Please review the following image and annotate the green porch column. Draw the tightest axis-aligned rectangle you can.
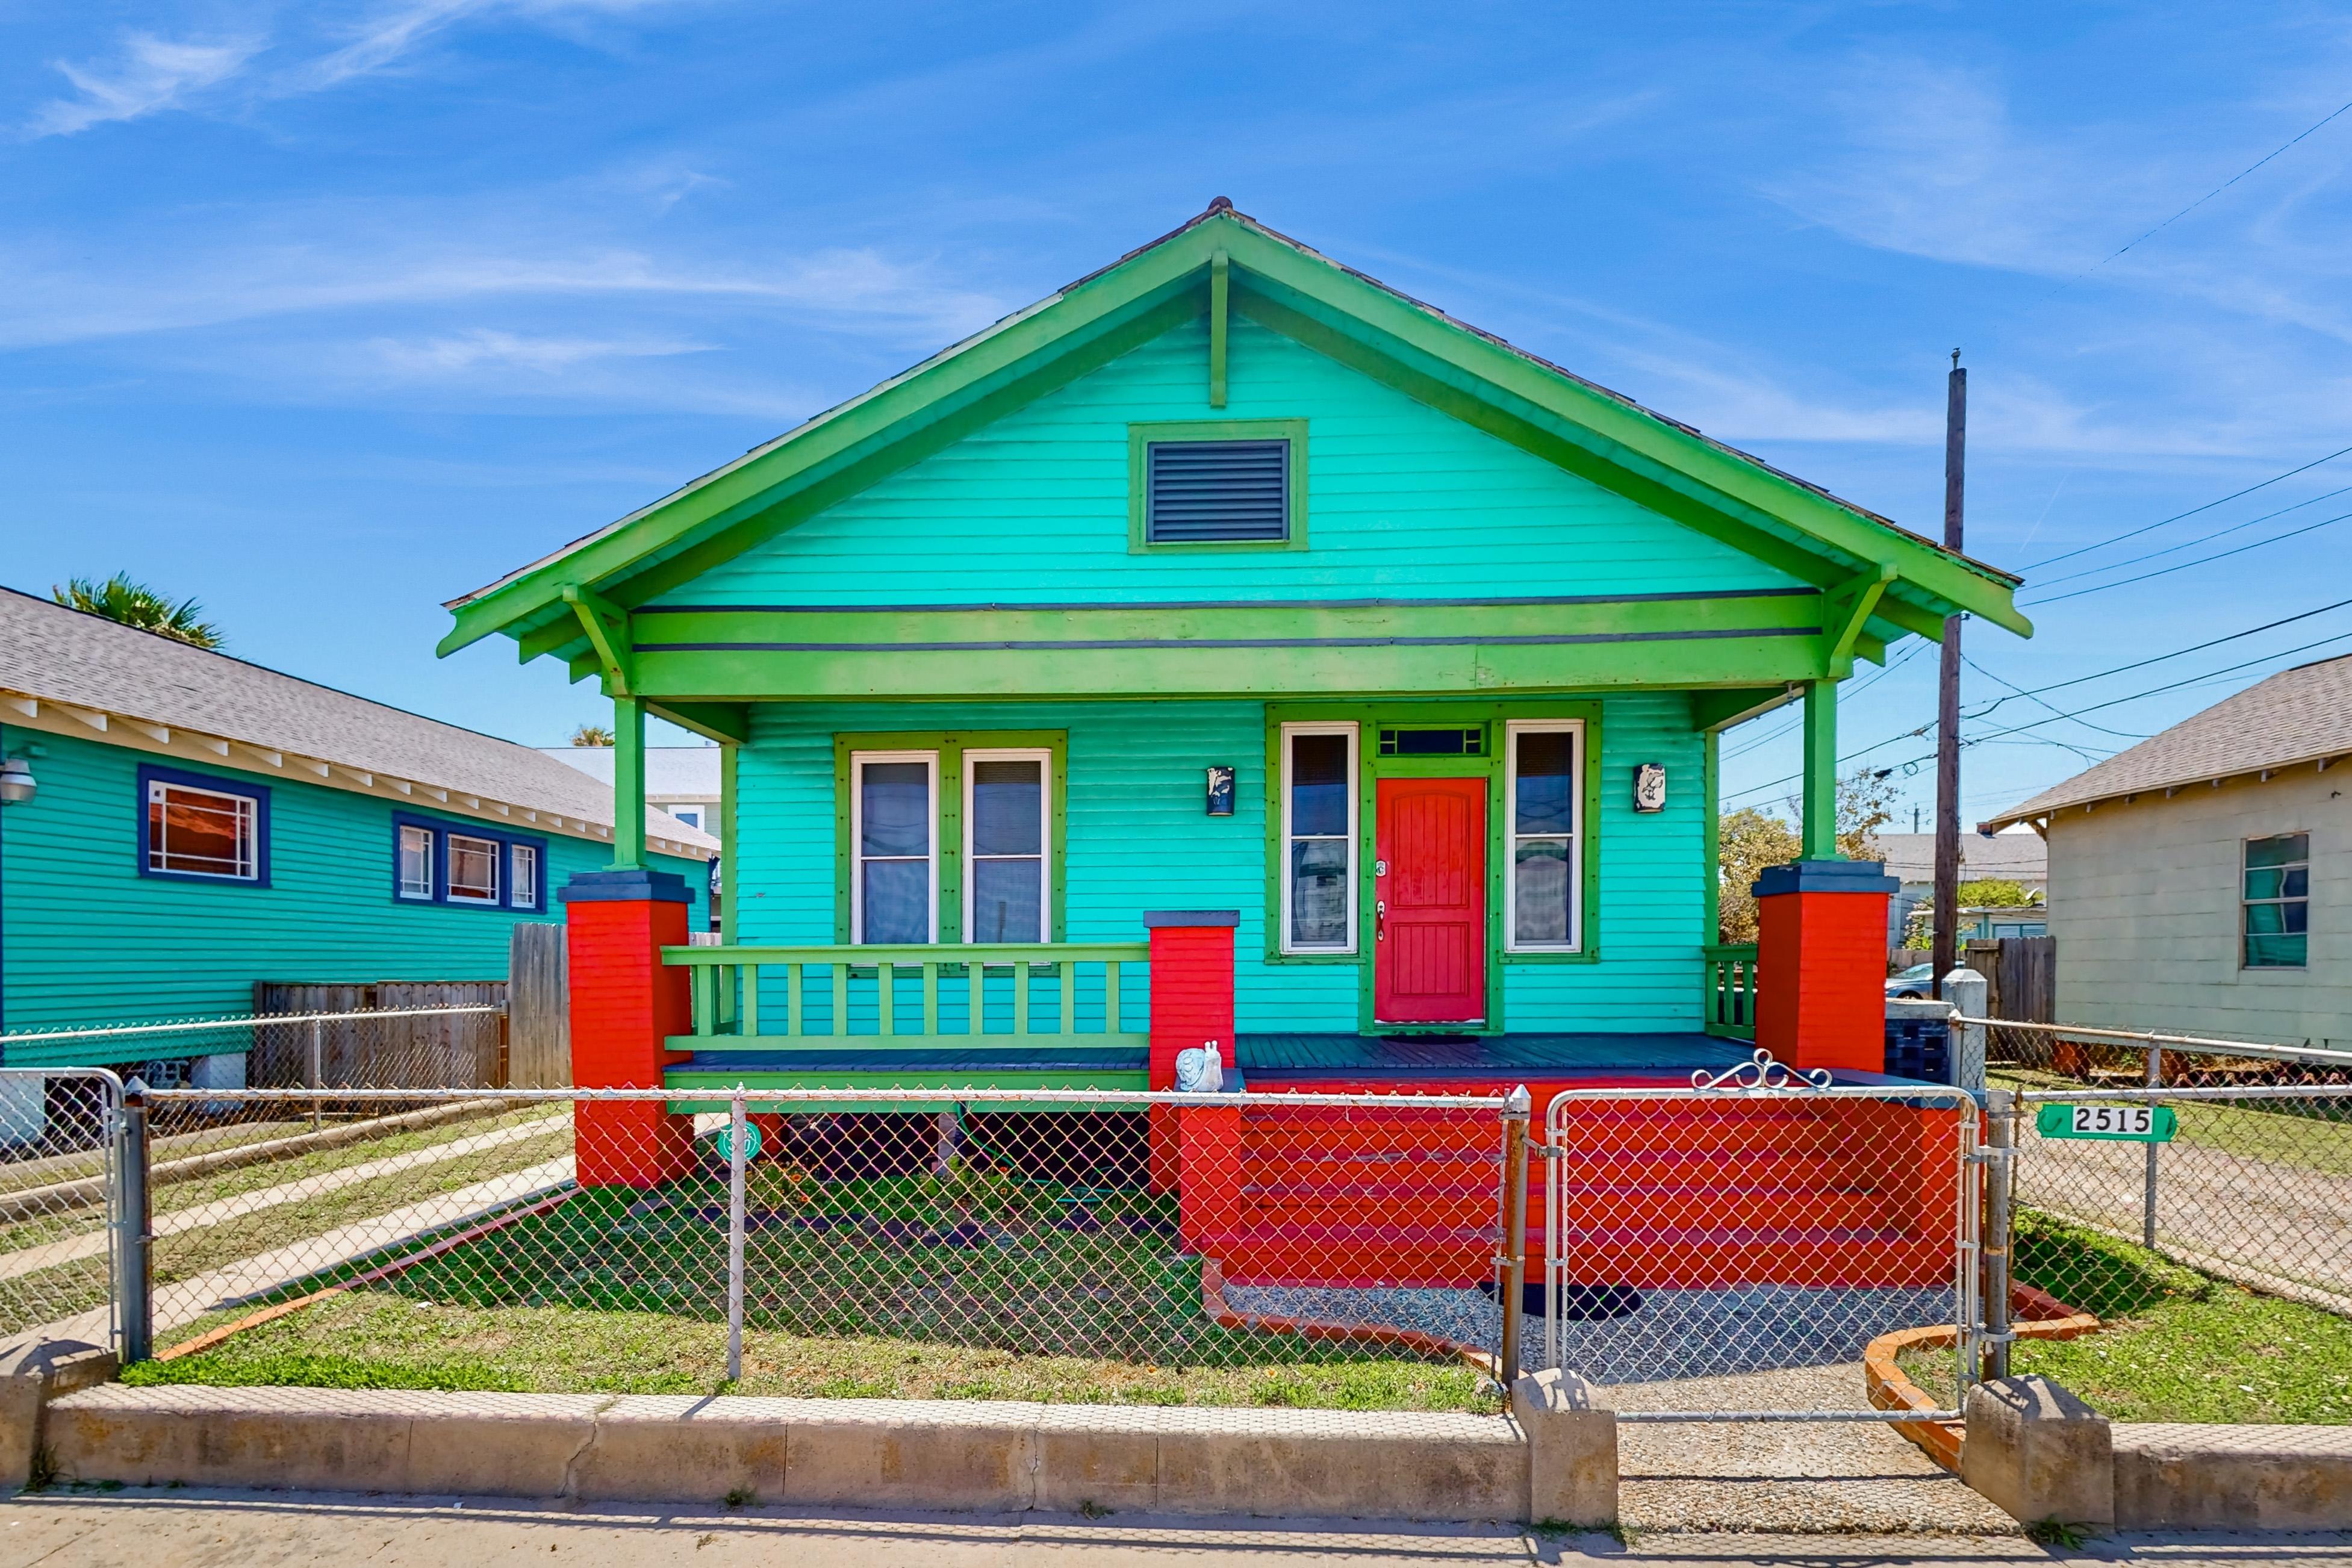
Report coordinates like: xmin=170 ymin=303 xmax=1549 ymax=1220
xmin=609 ymin=695 xmax=647 ymax=871
xmin=1800 ymin=679 xmax=1839 ymax=860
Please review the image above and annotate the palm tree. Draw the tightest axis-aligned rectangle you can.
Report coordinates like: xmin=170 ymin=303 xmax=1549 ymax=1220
xmin=52 ymin=574 xmax=223 ymax=650
xmin=570 ymin=724 xmax=616 ymax=747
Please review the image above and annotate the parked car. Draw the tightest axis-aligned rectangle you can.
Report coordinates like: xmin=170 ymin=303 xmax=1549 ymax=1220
xmin=1885 ymin=962 xmax=1935 ymax=1000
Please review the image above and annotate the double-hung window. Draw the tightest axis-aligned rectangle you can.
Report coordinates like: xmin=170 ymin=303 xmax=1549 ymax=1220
xmin=851 ymin=753 xmax=937 ymax=944
xmin=2243 ymin=833 xmax=2309 ymax=969
xmin=391 ymin=815 xmax=546 ymax=912
xmin=1280 ymin=723 xmax=1357 ymax=953
xmin=1505 ymin=720 xmax=1582 ymax=951
xmin=965 ymin=750 xmax=1050 ymax=943
xmin=142 ymin=769 xmax=266 ymax=883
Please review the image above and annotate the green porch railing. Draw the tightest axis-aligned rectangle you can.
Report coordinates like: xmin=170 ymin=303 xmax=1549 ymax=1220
xmin=1703 ymin=944 xmax=1760 ymax=1041
xmin=661 ymin=942 xmax=1151 ymax=1056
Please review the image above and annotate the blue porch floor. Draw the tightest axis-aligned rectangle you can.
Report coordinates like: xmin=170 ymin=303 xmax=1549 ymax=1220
xmin=668 ymin=1031 xmax=1764 ymax=1087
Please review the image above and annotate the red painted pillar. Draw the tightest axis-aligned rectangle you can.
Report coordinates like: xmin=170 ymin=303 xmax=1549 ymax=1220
xmin=1753 ymin=860 xmax=1899 ymax=1075
xmin=562 ymin=869 xmax=698 ymax=1187
xmin=1145 ymin=910 xmax=1236 ymax=1194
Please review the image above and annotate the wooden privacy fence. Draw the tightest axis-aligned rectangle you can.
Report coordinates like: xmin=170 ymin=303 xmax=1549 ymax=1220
xmin=1967 ymin=935 xmax=2054 ymax=1027
xmin=506 ymin=922 xmax=570 ymax=1089
xmin=250 ymin=980 xmax=506 ymax=1089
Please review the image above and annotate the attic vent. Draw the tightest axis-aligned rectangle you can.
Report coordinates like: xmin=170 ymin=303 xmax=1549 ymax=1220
xmin=1146 ymin=439 xmax=1290 ymax=543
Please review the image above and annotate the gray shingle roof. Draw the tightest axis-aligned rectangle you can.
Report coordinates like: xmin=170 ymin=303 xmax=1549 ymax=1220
xmin=1983 ymin=652 xmax=2352 ymax=829
xmin=1871 ymin=832 xmax=2047 ymax=884
xmin=0 ymin=586 xmax=715 ymax=856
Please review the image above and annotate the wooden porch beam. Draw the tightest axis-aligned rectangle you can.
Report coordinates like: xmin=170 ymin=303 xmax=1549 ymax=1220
xmin=1822 ymin=562 xmax=1897 ymax=677
xmin=562 ymin=584 xmax=634 ymax=698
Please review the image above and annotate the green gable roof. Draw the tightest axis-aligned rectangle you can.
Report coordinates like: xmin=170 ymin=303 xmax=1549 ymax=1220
xmin=440 ymin=200 xmax=2027 ymax=669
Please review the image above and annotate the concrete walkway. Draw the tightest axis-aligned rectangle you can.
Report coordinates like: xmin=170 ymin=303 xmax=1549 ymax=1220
xmin=0 ymin=1119 xmax=564 ymax=1284
xmin=3 ymin=1490 xmax=2348 ymax=1566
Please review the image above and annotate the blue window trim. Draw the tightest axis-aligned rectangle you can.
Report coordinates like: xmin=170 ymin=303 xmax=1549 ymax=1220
xmin=390 ymin=812 xmax=550 ymax=913
xmin=136 ymin=764 xmax=272 ymax=889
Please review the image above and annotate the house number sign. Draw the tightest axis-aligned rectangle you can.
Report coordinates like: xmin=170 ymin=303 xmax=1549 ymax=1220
xmin=2034 ymin=1103 xmax=2177 ymax=1142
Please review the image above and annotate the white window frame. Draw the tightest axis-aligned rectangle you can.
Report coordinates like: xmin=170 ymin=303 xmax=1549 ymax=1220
xmin=397 ymin=823 xmax=437 ymax=901
xmin=850 ymin=750 xmax=939 ymax=945
xmin=1279 ymin=721 xmax=1358 ymax=955
xmin=446 ymin=832 xmax=502 ymax=904
xmin=962 ymin=747 xmax=1053 ymax=946
xmin=1504 ymin=718 xmax=1585 ymax=954
xmin=146 ymin=779 xmax=260 ymax=881
xmin=509 ymin=841 xmax=540 ymax=910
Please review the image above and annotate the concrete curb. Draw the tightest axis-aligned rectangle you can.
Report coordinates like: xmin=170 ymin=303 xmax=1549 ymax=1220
xmin=0 ymin=1339 xmax=120 ymax=1490
xmin=43 ymin=1385 xmax=1538 ymax=1521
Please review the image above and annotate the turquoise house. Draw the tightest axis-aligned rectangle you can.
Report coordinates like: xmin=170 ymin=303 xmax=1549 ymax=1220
xmin=0 ymin=586 xmax=715 ymax=1069
xmin=438 ymin=202 xmax=2030 ymax=1102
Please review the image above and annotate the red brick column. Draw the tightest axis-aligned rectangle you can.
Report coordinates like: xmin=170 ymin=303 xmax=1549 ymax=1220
xmin=1753 ymin=860 xmax=1899 ymax=1075
xmin=1145 ymin=910 xmax=1236 ymax=1194
xmin=562 ymin=869 xmax=698 ymax=1187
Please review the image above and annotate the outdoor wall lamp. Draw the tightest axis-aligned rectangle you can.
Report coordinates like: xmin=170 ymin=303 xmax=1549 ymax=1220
xmin=0 ymin=758 xmax=34 ymax=806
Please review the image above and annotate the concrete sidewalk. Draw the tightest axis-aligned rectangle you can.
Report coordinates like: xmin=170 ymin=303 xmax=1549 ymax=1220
xmin=4 ymin=1490 xmax=2350 ymax=1566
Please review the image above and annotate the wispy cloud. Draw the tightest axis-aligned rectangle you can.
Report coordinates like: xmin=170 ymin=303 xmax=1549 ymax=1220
xmin=367 ymin=327 xmax=712 ymax=374
xmin=295 ymin=0 xmax=676 ymax=92
xmin=30 ymin=31 xmax=264 ymax=137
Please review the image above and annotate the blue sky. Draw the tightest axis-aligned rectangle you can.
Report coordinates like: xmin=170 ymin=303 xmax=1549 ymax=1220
xmin=6 ymin=2 xmax=2352 ymax=829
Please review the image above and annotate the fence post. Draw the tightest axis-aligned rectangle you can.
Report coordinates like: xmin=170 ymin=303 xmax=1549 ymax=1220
xmin=306 ymin=1019 xmax=323 ymax=1130
xmin=727 ymin=1089 xmax=748 ymax=1384
xmin=2142 ymin=1046 xmax=2163 ymax=1249
xmin=1498 ymin=1084 xmax=1532 ymax=1385
xmin=112 ymin=1079 xmax=154 ymax=1364
xmin=1943 ymin=967 xmax=1988 ymax=1091
xmin=1980 ymin=1088 xmax=2015 ymax=1381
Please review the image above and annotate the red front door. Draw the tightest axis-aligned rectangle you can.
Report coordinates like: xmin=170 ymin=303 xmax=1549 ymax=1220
xmin=1374 ymin=776 xmax=1487 ymax=1025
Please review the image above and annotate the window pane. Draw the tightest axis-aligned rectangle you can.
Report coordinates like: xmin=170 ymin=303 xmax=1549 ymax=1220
xmin=449 ymin=835 xmax=499 ymax=902
xmin=2245 ymin=868 xmax=2285 ymax=900
xmin=2246 ymin=833 xmax=2309 ymax=869
xmin=511 ymin=844 xmax=538 ymax=906
xmin=2285 ymin=899 xmax=2309 ymax=934
xmin=859 ymin=762 xmax=930 ymax=856
xmin=971 ymin=760 xmax=1042 ymax=856
xmin=1514 ymin=840 xmax=1572 ymax=944
xmin=2246 ymin=901 xmax=2286 ymax=935
xmin=399 ymin=826 xmax=435 ymax=898
xmin=970 ymin=856 xmax=1042 ymax=942
xmin=1515 ymin=731 xmax=1575 ymax=835
xmin=1289 ymin=838 xmax=1350 ymax=946
xmin=2246 ymin=932 xmax=2308 ymax=967
xmin=860 ymin=859 xmax=930 ymax=944
xmin=150 ymin=785 xmax=253 ymax=877
xmin=2284 ymin=866 xmax=2309 ymax=898
xmin=1290 ymin=733 xmax=1349 ymax=838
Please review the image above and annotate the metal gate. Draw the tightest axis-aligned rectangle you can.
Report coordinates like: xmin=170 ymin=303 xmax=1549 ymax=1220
xmin=1542 ymin=1051 xmax=1981 ymax=1420
xmin=0 ymin=1067 xmax=132 ymax=1356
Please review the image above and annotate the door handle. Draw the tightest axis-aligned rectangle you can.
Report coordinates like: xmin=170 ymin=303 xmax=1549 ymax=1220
xmin=1376 ymin=898 xmax=1386 ymax=941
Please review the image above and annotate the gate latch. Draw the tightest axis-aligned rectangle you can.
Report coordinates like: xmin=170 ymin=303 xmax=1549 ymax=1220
xmin=1528 ymin=1142 xmax=1567 ymax=1160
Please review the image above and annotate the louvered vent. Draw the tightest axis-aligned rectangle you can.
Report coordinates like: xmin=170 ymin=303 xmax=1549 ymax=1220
xmin=1145 ymin=439 xmax=1290 ymax=543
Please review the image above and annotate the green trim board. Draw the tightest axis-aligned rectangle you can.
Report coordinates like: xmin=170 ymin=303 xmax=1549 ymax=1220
xmin=663 ymin=1071 xmax=1150 ymax=1103
xmin=441 ymin=206 xmax=2029 ymax=669
xmin=1125 ymin=418 xmax=1309 ymax=553
xmin=1259 ymin=698 xmax=1605 ymax=1037
xmin=829 ymin=730 xmax=1070 ymax=944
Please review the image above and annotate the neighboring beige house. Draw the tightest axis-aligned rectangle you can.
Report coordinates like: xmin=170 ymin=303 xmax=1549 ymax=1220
xmin=1982 ymin=653 xmax=2351 ymax=1049
xmin=1877 ymin=830 xmax=2047 ymax=948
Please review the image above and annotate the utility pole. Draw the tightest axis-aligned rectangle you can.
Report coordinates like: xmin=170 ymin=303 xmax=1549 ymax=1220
xmin=1933 ymin=351 xmax=1965 ymax=998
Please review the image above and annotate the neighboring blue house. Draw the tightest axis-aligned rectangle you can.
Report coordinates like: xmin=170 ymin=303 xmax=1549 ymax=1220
xmin=0 ymin=586 xmax=717 ymax=1069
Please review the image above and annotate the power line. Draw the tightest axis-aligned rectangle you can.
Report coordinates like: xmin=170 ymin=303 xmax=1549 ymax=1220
xmin=2020 ymin=505 xmax=2352 ymax=606
xmin=2021 ymin=442 xmax=2352 ymax=571
xmin=2026 ymin=483 xmax=2352 ymax=589
xmin=1963 ymin=594 xmax=2352 ymax=719
xmin=2031 ymin=96 xmax=2352 ymax=306
xmin=1961 ymin=652 xmax=2147 ymax=741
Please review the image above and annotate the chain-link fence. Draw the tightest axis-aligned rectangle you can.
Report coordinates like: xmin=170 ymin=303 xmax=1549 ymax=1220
xmin=0 ymin=1068 xmax=127 ymax=1351
xmin=0 ymin=1006 xmax=508 ymax=1094
xmin=15 ymin=1083 xmax=1519 ymax=1411
xmin=1543 ymin=1057 xmax=1980 ymax=1421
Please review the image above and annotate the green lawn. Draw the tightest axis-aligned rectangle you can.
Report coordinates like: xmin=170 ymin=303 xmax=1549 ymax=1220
xmin=1902 ymin=1212 xmax=2352 ymax=1423
xmin=128 ymin=1162 xmax=1499 ymax=1413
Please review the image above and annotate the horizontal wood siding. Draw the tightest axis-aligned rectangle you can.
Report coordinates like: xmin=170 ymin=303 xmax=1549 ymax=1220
xmin=0 ymin=726 xmax=706 ymax=1054
xmin=652 ymin=314 xmax=1804 ymax=608
xmin=735 ymin=697 xmax=1703 ymax=1035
